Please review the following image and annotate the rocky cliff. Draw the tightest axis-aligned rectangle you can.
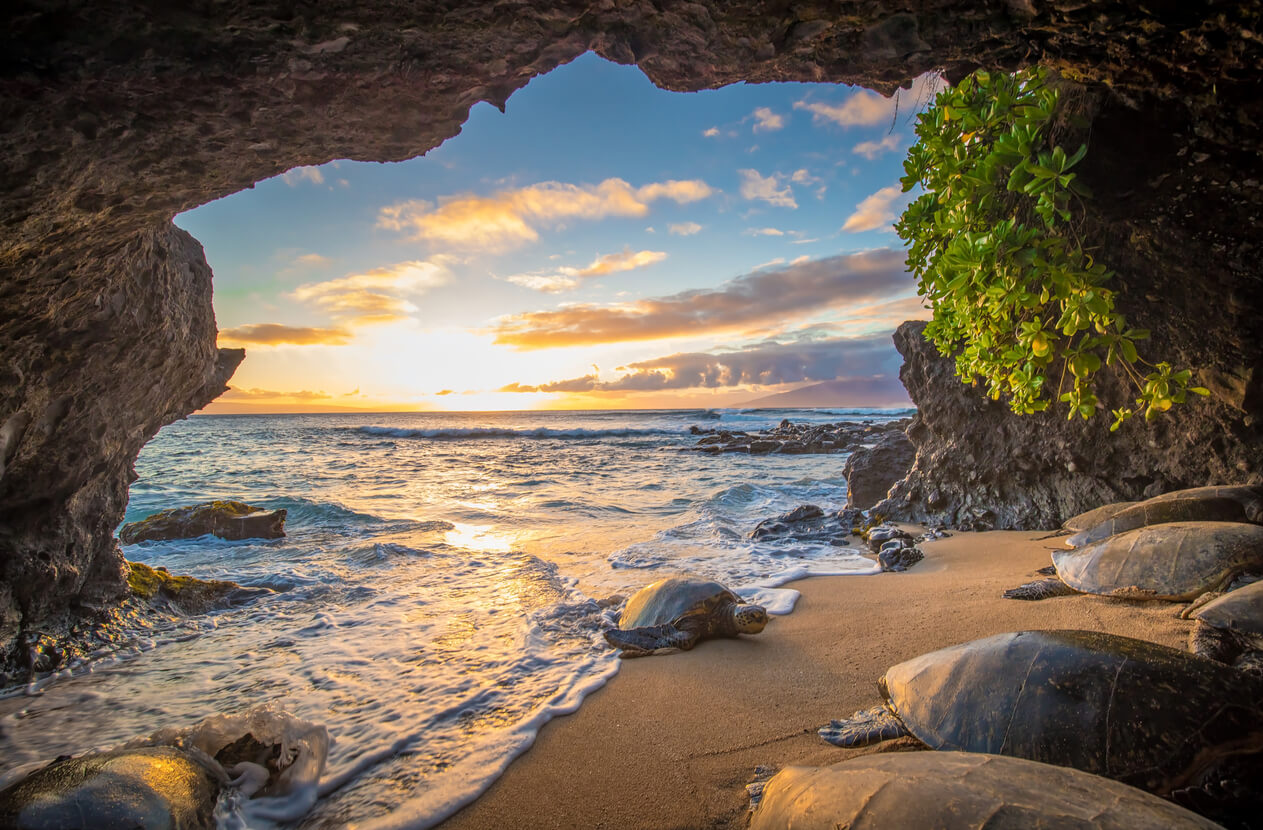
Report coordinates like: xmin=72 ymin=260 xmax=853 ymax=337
xmin=1 ymin=1 xmax=1260 ymax=668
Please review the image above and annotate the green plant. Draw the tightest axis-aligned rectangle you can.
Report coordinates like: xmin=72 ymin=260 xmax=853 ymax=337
xmin=896 ymin=67 xmax=1206 ymax=429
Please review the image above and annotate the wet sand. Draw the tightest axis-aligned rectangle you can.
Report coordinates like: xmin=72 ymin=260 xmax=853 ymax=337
xmin=439 ymin=529 xmax=1194 ymax=829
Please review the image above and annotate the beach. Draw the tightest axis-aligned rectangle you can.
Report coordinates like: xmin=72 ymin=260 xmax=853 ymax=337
xmin=441 ymin=528 xmax=1193 ymax=829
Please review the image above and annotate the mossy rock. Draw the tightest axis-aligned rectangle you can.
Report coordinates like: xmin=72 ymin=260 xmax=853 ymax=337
xmin=127 ymin=561 xmax=266 ymax=613
xmin=119 ymin=500 xmax=286 ymax=544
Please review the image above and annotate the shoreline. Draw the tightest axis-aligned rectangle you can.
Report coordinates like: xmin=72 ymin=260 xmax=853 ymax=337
xmin=439 ymin=528 xmax=1193 ymax=829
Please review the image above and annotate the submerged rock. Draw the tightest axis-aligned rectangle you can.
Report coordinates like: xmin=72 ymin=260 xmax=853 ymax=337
xmin=119 ymin=501 xmax=286 ymax=544
xmin=0 ymin=746 xmax=222 ymax=830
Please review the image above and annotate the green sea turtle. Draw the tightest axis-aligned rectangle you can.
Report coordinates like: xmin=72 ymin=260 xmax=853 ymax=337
xmin=1062 ymin=500 xmax=1137 ymax=532
xmin=1066 ymin=486 xmax=1263 ymax=548
xmin=1190 ymin=580 xmax=1263 ymax=670
xmin=1003 ymin=521 xmax=1263 ymax=602
xmin=818 ymin=630 xmax=1263 ymax=798
xmin=603 ymin=576 xmax=768 ymax=658
xmin=0 ymin=746 xmax=223 ymax=830
xmin=750 ymin=752 xmax=1223 ymax=830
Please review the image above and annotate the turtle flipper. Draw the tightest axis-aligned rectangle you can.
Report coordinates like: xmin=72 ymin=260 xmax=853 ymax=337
xmin=818 ymin=705 xmax=908 ymax=747
xmin=1188 ymin=620 xmax=1241 ymax=664
xmin=1002 ymin=576 xmax=1077 ymax=601
xmin=604 ymin=623 xmax=696 ymax=658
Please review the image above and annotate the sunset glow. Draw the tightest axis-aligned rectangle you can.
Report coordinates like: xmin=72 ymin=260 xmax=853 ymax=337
xmin=186 ymin=54 xmax=936 ymax=413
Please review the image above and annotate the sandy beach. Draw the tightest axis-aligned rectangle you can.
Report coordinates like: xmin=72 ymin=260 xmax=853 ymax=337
xmin=440 ymin=528 xmax=1194 ymax=829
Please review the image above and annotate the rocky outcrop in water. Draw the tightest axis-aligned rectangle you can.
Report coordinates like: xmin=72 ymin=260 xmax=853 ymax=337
xmin=119 ymin=501 xmax=287 ymax=544
xmin=692 ymin=419 xmax=911 ymax=456
xmin=1 ymin=1 xmax=1260 ymax=667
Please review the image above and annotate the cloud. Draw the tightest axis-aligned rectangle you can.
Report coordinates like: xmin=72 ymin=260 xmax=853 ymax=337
xmin=222 ymin=387 xmax=333 ymax=401
xmin=292 ymin=253 xmax=332 ymax=267
xmin=505 ymin=248 xmax=668 ymax=294
xmin=668 ymin=222 xmax=703 ymax=236
xmin=790 ymin=169 xmax=821 ymax=185
xmin=745 ymin=227 xmax=785 ymax=236
xmin=703 ymin=127 xmax=720 ymax=138
xmin=282 ymin=166 xmax=325 ymax=186
xmin=501 ymin=333 xmax=904 ymax=393
xmin=435 ymin=389 xmax=454 ymax=396
xmin=842 ymin=186 xmax=906 ymax=233
xmin=852 ymin=134 xmax=905 ymax=160
xmin=739 ymin=169 xmax=797 ymax=209
xmin=752 ymin=107 xmax=785 ymax=131
xmin=217 ymin=323 xmax=352 ymax=347
xmin=794 ymin=74 xmax=942 ymax=130
xmin=378 ymin=178 xmax=714 ymax=251
xmin=291 ymin=259 xmax=452 ymax=324
xmin=490 ymin=248 xmax=913 ymax=349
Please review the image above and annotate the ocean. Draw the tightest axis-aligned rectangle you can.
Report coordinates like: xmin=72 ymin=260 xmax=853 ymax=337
xmin=0 ymin=407 xmax=910 ymax=829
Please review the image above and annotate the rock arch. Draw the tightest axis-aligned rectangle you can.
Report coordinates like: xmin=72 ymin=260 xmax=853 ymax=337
xmin=2 ymin=1 xmax=1260 ymax=669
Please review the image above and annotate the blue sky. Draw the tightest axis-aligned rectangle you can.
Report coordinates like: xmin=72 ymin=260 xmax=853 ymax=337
xmin=179 ymin=52 xmax=935 ymax=411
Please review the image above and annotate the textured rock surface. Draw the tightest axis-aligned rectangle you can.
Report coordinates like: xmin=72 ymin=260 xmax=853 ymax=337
xmin=843 ymin=429 xmax=915 ymax=510
xmin=1 ymin=1 xmax=1261 ymax=665
xmin=119 ymin=500 xmax=287 ymax=544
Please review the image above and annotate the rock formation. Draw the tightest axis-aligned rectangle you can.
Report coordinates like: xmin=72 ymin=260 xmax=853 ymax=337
xmin=119 ymin=501 xmax=287 ymax=544
xmin=843 ymin=430 xmax=915 ymax=510
xmin=2 ymin=1 xmax=1260 ymax=666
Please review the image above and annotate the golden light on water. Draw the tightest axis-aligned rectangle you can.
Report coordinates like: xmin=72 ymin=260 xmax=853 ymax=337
xmin=443 ymin=523 xmax=514 ymax=554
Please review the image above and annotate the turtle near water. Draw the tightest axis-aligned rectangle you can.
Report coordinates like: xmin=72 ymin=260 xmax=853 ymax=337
xmin=750 ymin=752 xmax=1223 ymax=830
xmin=818 ymin=630 xmax=1263 ymax=799
xmin=1004 ymin=521 xmax=1263 ymax=602
xmin=603 ymin=576 xmax=768 ymax=658
xmin=1190 ymin=580 xmax=1263 ymax=671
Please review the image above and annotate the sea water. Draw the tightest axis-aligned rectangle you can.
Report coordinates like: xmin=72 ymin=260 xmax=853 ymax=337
xmin=0 ymin=407 xmax=909 ymax=828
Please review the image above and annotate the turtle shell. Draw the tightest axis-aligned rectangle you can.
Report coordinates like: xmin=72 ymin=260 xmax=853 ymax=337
xmin=750 ymin=751 xmax=1222 ymax=830
xmin=1062 ymin=500 xmax=1137 ymax=532
xmin=1053 ymin=521 xmax=1263 ymax=599
xmin=879 ymin=630 xmax=1263 ymax=796
xmin=617 ymin=576 xmax=739 ymax=629
xmin=1068 ymin=487 xmax=1263 ymax=548
xmin=1196 ymin=580 xmax=1263 ymax=639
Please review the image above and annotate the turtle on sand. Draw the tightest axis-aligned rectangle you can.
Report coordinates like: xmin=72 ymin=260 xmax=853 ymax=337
xmin=603 ymin=576 xmax=767 ymax=658
xmin=750 ymin=752 xmax=1223 ymax=830
xmin=1065 ymin=486 xmax=1263 ymax=548
xmin=1062 ymin=500 xmax=1137 ymax=532
xmin=1190 ymin=579 xmax=1263 ymax=672
xmin=818 ymin=630 xmax=1263 ymax=799
xmin=1003 ymin=521 xmax=1263 ymax=602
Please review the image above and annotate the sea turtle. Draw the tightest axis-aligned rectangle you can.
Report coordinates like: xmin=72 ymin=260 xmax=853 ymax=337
xmin=817 ymin=630 xmax=1263 ymax=798
xmin=0 ymin=746 xmax=223 ymax=830
xmin=1066 ymin=486 xmax=1263 ymax=548
xmin=1190 ymin=579 xmax=1263 ymax=670
xmin=1003 ymin=521 xmax=1263 ymax=602
xmin=750 ymin=752 xmax=1223 ymax=830
xmin=602 ymin=576 xmax=768 ymax=658
xmin=1062 ymin=500 xmax=1137 ymax=532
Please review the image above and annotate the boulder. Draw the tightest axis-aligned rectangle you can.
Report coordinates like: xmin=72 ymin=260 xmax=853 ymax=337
xmin=119 ymin=501 xmax=286 ymax=544
xmin=843 ymin=430 xmax=916 ymax=510
xmin=0 ymin=746 xmax=222 ymax=830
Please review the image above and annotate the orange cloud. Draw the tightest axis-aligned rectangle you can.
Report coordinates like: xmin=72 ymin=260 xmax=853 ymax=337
xmin=505 ymin=248 xmax=667 ymax=293
xmin=222 ymin=387 xmax=333 ymax=401
xmin=842 ymin=186 xmax=906 ymax=233
xmin=491 ymin=248 xmax=913 ymax=349
xmin=291 ymin=259 xmax=452 ymax=324
xmin=217 ymin=324 xmax=352 ymax=347
xmin=378 ymin=178 xmax=714 ymax=251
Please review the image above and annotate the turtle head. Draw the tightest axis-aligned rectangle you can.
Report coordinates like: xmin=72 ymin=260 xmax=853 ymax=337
xmin=731 ymin=603 xmax=769 ymax=634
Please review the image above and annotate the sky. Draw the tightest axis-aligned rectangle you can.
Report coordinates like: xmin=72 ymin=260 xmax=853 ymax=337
xmin=179 ymin=52 xmax=938 ymax=413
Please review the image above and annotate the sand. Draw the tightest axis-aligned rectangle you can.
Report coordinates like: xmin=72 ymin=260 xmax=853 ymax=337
xmin=439 ymin=529 xmax=1195 ymax=829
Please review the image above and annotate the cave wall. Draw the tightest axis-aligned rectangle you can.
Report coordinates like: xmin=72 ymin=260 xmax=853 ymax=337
xmin=1 ymin=0 xmax=1260 ymax=667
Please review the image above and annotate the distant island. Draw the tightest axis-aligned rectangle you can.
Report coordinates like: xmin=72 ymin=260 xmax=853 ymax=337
xmin=742 ymin=377 xmax=912 ymax=409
